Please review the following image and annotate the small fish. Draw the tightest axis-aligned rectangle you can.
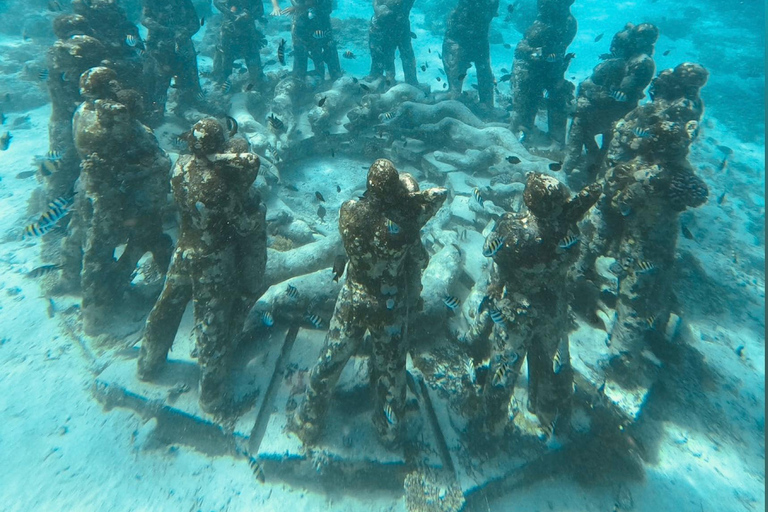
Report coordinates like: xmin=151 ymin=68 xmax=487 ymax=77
xmin=22 ymin=222 xmax=52 ymax=239
xmin=312 ymin=30 xmax=329 ymax=39
xmin=482 ymin=235 xmax=505 ymax=257
xmin=125 ymin=35 xmax=137 ymax=47
xmin=563 ymin=52 xmax=576 ymax=65
xmin=420 ymin=64 xmax=427 ymax=72
xmin=645 ymin=315 xmax=657 ymax=329
xmin=379 ymin=111 xmax=395 ymax=121
xmin=472 ymin=187 xmax=484 ymax=206
xmin=477 ymin=295 xmax=489 ymax=315
xmin=503 ymin=43 xmax=512 ymax=49
xmin=315 ymin=191 xmax=325 ymax=202
xmin=359 ymin=83 xmax=370 ymax=92
xmin=0 ymin=131 xmax=11 ymax=150
xmin=336 ymin=185 xmax=341 ymax=193
xmin=317 ymin=97 xmax=327 ymax=107
xmin=317 ymin=205 xmax=326 ymax=220
xmin=410 ymin=31 xmax=417 ymax=39
xmin=457 ymin=72 xmax=467 ymax=81
xmin=491 ymin=363 xmax=508 ymax=387
xmin=47 ymin=149 xmax=63 ymax=161
xmin=633 ymin=126 xmax=651 ymax=138
xmin=244 ymin=83 xmax=255 ymax=92
xmin=200 ymin=17 xmax=205 ymax=26
xmin=552 ymin=343 xmax=565 ymax=374
xmin=343 ymin=50 xmax=355 ymax=59
xmin=38 ymin=69 xmax=49 ymax=81
xmin=717 ymin=192 xmax=727 ymax=205
xmin=332 ymin=254 xmax=347 ymax=282
xmin=60 ymin=71 xmax=70 ymax=82
xmin=27 ymin=264 xmax=62 ymax=278
xmin=442 ymin=83 xmax=447 ymax=89
xmin=386 ymin=218 xmax=400 ymax=235
xmin=609 ymin=90 xmax=627 ymax=102
xmin=662 ymin=49 xmax=671 ymax=56
xmin=549 ymin=162 xmax=563 ymax=171
xmin=681 ymin=224 xmax=694 ymax=240
xmin=383 ymin=403 xmax=397 ymax=424
xmin=443 ymin=295 xmax=461 ymax=310
xmin=594 ymin=33 xmax=604 ymax=42
xmin=225 ymin=116 xmax=238 ymax=137
xmin=247 ymin=455 xmax=266 ymax=483
xmin=39 ymin=159 xmax=57 ymax=175
xmin=636 ymin=260 xmax=657 ymax=273
xmin=195 ymin=90 xmax=206 ymax=102
xmin=306 ymin=313 xmax=323 ymax=329
xmin=266 ymin=146 xmax=280 ymax=162
xmin=489 ymin=309 xmax=506 ymax=325
xmin=286 ymin=284 xmax=299 ymax=299
xmin=277 ymin=39 xmax=286 ymax=65
xmin=546 ymin=53 xmax=559 ymax=63
xmin=262 ymin=311 xmax=274 ymax=327
xmin=435 ymin=77 xmax=441 ymax=82
xmin=617 ymin=197 xmax=632 ymax=216
xmin=498 ymin=74 xmax=512 ymax=82
xmin=716 ymin=145 xmax=733 ymax=156
xmin=16 ymin=170 xmax=35 ymax=179
xmin=307 ymin=8 xmax=315 ymax=19
xmin=718 ymin=156 xmax=729 ymax=172
xmin=220 ymin=80 xmax=232 ymax=93
xmin=267 ymin=114 xmax=284 ymax=132
xmin=506 ymin=155 xmax=521 ymax=164
xmin=557 ymin=234 xmax=579 ymax=250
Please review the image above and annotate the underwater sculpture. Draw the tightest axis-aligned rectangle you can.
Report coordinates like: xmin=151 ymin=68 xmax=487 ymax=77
xmin=213 ymin=0 xmax=268 ymax=86
xmin=510 ymin=0 xmax=577 ymax=146
xmin=464 ymin=173 xmax=601 ymax=436
xmin=141 ymin=0 xmax=203 ymax=125
xmin=563 ymin=22 xmax=659 ymax=182
xmin=282 ymin=0 xmax=342 ymax=81
xmin=368 ymin=0 xmax=418 ymax=86
xmin=72 ymin=67 xmax=173 ymax=335
xmin=44 ymin=15 xmax=107 ymax=207
xmin=291 ymin=159 xmax=447 ymax=448
xmin=583 ymin=62 xmax=709 ymax=360
xmin=137 ymin=118 xmax=266 ymax=414
xmin=442 ymin=0 xmax=499 ymax=108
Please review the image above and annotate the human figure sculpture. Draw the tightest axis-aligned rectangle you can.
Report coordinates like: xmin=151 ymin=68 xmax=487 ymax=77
xmin=510 ymin=0 xmax=577 ymax=146
xmin=72 ymin=67 xmax=173 ymax=335
xmin=442 ymin=0 xmax=499 ymax=107
xmin=213 ymin=0 xmax=274 ymax=85
xmin=368 ymin=0 xmax=417 ymax=86
xmin=291 ymin=159 xmax=447 ymax=448
xmin=272 ymin=0 xmax=341 ymax=81
xmin=583 ymin=63 xmax=709 ymax=360
xmin=137 ymin=118 xmax=266 ymax=414
xmin=142 ymin=0 xmax=204 ymax=124
xmin=464 ymin=173 xmax=601 ymax=436
xmin=563 ymin=23 xmax=659 ymax=182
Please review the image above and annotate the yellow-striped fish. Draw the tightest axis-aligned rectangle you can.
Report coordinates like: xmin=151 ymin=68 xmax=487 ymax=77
xmin=38 ymin=196 xmax=72 ymax=228
xmin=22 ymin=222 xmax=52 ymax=239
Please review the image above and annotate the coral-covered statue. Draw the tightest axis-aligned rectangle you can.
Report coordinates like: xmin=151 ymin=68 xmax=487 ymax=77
xmin=368 ymin=0 xmax=418 ymax=86
xmin=292 ymin=159 xmax=447 ymax=449
xmin=137 ymin=118 xmax=266 ymax=414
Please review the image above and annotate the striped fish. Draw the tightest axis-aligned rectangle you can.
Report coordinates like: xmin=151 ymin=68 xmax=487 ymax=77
xmin=646 ymin=315 xmax=657 ymax=329
xmin=267 ymin=114 xmax=284 ymax=132
xmin=632 ymin=126 xmax=651 ymax=138
xmin=277 ymin=38 xmax=286 ymax=65
xmin=464 ymin=358 xmax=476 ymax=384
xmin=636 ymin=260 xmax=657 ymax=273
xmin=22 ymin=222 xmax=52 ymax=239
xmin=286 ymin=284 xmax=299 ymax=299
xmin=489 ymin=309 xmax=506 ymax=325
xmin=545 ymin=53 xmax=559 ymax=62
xmin=306 ymin=313 xmax=323 ymax=329
xmin=443 ymin=295 xmax=461 ymax=310
xmin=609 ymin=90 xmax=627 ymax=102
xmin=383 ymin=403 xmax=397 ymax=425
xmin=482 ymin=235 xmax=505 ymax=257
xmin=472 ymin=187 xmax=484 ymax=206
xmin=312 ymin=30 xmax=330 ymax=39
xmin=46 ymin=149 xmax=63 ymax=161
xmin=378 ymin=111 xmax=395 ymax=121
xmin=491 ymin=363 xmax=508 ymax=387
xmin=262 ymin=311 xmax=274 ymax=327
xmin=38 ymin=197 xmax=72 ymax=228
xmin=38 ymin=69 xmax=49 ymax=81
xmin=220 ymin=80 xmax=232 ymax=93
xmin=557 ymin=234 xmax=579 ymax=250
xmin=125 ymin=34 xmax=137 ymax=47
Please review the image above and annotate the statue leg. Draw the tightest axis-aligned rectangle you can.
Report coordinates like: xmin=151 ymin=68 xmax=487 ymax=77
xmin=292 ymin=284 xmax=366 ymax=444
xmin=563 ymin=113 xmax=588 ymax=175
xmin=323 ymin=38 xmax=342 ymax=80
xmin=137 ymin=249 xmax=193 ymax=380
xmin=244 ymin=27 xmax=265 ymax=83
xmin=442 ymin=38 xmax=466 ymax=98
xmin=398 ymin=27 xmax=418 ymax=86
xmin=173 ymin=37 xmax=203 ymax=110
xmin=193 ymin=249 xmax=237 ymax=414
xmin=475 ymin=46 xmax=495 ymax=107
xmin=510 ymin=61 xmax=538 ymax=135
xmin=291 ymin=25 xmax=309 ymax=80
xmin=369 ymin=312 xmax=408 ymax=448
xmin=212 ymin=25 xmax=235 ymax=83
xmin=483 ymin=323 xmax=526 ymax=435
